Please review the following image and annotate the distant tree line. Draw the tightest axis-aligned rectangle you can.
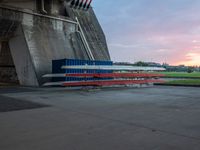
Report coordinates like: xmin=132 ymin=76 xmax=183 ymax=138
xmin=114 ymin=61 xmax=200 ymax=73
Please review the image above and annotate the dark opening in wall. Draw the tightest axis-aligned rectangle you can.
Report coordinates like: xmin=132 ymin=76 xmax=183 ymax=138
xmin=0 ymin=41 xmax=19 ymax=84
xmin=36 ymin=0 xmax=53 ymax=14
xmin=59 ymin=4 xmax=70 ymax=17
xmin=36 ymin=0 xmax=70 ymax=17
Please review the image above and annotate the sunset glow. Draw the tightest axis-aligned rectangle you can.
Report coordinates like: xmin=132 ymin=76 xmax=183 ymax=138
xmin=93 ymin=0 xmax=200 ymax=66
xmin=177 ymin=53 xmax=200 ymax=66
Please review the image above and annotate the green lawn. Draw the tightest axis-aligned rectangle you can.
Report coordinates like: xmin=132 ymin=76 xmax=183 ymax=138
xmin=165 ymin=79 xmax=200 ymax=86
xmin=152 ymin=72 xmax=200 ymax=86
xmin=156 ymin=72 xmax=200 ymax=78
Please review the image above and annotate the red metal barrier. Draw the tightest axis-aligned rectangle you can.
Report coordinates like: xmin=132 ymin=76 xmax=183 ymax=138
xmin=62 ymin=79 xmax=164 ymax=87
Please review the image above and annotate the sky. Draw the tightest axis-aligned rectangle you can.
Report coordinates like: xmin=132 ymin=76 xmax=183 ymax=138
xmin=92 ymin=0 xmax=200 ymax=66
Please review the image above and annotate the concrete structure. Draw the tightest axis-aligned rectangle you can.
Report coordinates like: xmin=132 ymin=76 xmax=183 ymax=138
xmin=0 ymin=0 xmax=110 ymax=86
xmin=0 ymin=86 xmax=200 ymax=150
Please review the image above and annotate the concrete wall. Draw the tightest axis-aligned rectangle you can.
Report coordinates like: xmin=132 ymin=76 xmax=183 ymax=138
xmin=9 ymin=25 xmax=39 ymax=86
xmin=71 ymin=8 xmax=110 ymax=61
xmin=20 ymin=13 xmax=89 ymax=85
xmin=0 ymin=2 xmax=111 ymax=86
xmin=0 ymin=0 xmax=35 ymax=10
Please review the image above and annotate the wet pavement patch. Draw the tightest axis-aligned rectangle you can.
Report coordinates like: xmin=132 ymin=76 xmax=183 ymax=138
xmin=0 ymin=96 xmax=49 ymax=112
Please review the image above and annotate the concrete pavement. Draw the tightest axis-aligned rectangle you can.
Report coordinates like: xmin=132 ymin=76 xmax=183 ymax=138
xmin=0 ymin=86 xmax=200 ymax=150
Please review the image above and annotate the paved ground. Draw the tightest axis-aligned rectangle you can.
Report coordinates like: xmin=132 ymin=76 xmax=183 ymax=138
xmin=0 ymin=86 xmax=200 ymax=150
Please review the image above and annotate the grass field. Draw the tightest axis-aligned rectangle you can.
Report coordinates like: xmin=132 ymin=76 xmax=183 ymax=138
xmin=156 ymin=72 xmax=200 ymax=78
xmin=165 ymin=79 xmax=200 ymax=86
xmin=153 ymin=72 xmax=200 ymax=86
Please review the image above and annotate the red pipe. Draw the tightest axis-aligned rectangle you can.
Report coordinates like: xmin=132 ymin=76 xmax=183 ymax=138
xmin=62 ymin=79 xmax=164 ymax=87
